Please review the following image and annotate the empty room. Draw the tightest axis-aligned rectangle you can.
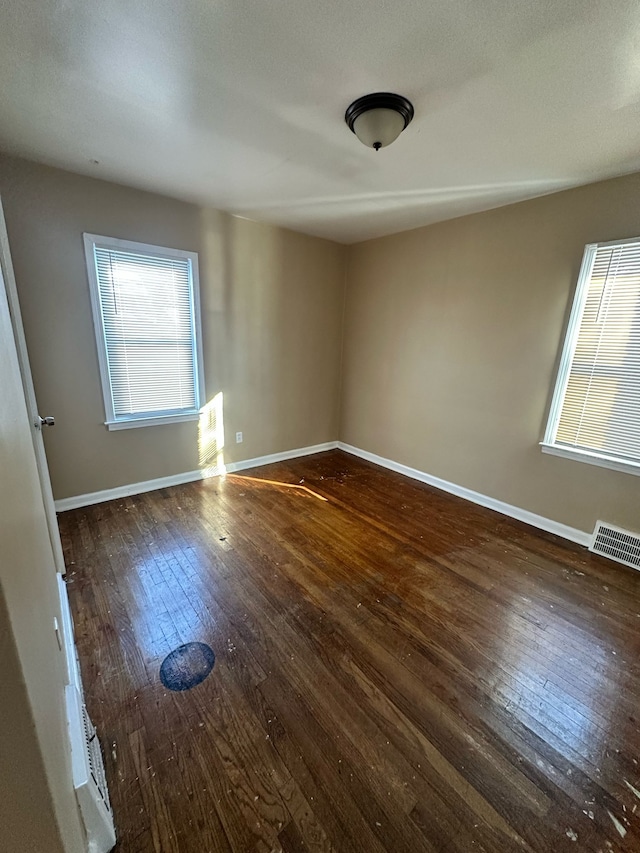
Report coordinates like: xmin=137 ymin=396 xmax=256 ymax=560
xmin=1 ymin=1 xmax=640 ymax=852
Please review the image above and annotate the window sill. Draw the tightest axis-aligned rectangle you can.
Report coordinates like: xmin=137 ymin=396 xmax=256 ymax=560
xmin=540 ymin=443 xmax=640 ymax=477
xmin=105 ymin=412 xmax=201 ymax=431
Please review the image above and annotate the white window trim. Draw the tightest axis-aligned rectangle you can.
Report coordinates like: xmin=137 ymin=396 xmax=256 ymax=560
xmin=541 ymin=236 xmax=640 ymax=477
xmin=83 ymin=233 xmax=205 ymax=430
xmin=540 ymin=442 xmax=640 ymax=476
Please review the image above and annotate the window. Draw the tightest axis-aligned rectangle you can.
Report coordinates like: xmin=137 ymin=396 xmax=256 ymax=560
xmin=542 ymin=237 xmax=640 ymax=475
xmin=84 ymin=234 xmax=204 ymax=430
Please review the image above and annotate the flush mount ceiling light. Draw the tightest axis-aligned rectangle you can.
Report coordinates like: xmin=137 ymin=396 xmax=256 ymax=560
xmin=345 ymin=92 xmax=414 ymax=151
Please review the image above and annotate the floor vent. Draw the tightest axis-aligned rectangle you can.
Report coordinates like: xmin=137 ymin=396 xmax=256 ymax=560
xmin=82 ymin=701 xmax=112 ymax=814
xmin=590 ymin=521 xmax=640 ymax=570
xmin=66 ymin=684 xmax=116 ymax=853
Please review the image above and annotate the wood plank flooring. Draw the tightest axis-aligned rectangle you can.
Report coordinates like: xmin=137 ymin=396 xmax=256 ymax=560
xmin=59 ymin=450 xmax=640 ymax=853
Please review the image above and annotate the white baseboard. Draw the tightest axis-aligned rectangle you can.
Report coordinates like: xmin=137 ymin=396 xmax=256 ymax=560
xmin=224 ymin=441 xmax=338 ymax=474
xmin=337 ymin=442 xmax=591 ymax=547
xmin=55 ymin=439 xmax=590 ymax=548
xmin=54 ymin=442 xmax=339 ymax=512
xmin=54 ymin=469 xmax=205 ymax=512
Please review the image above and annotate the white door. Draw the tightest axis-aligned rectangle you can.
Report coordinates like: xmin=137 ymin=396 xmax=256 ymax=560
xmin=0 ymin=196 xmax=76 ymax=672
xmin=0 ymin=196 xmax=116 ymax=852
xmin=0 ymin=200 xmax=86 ymax=853
xmin=0 ymin=196 xmax=74 ymax=675
xmin=0 ymin=197 xmax=66 ymax=574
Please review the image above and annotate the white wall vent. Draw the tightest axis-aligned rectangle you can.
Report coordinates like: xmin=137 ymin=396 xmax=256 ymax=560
xmin=590 ymin=521 xmax=640 ymax=571
xmin=66 ymin=684 xmax=116 ymax=853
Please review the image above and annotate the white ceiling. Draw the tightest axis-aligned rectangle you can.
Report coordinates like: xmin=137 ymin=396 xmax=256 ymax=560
xmin=1 ymin=0 xmax=640 ymax=243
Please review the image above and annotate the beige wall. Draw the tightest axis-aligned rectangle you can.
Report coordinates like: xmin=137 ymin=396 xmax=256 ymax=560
xmin=341 ymin=173 xmax=640 ymax=534
xmin=0 ymin=154 xmax=346 ymax=500
xmin=1 ymin=150 xmax=637 ymax=532
xmin=0 ymin=252 xmax=85 ymax=852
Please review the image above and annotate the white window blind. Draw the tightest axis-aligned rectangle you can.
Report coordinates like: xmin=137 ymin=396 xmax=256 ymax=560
xmin=84 ymin=235 xmax=203 ymax=429
xmin=543 ymin=238 xmax=640 ymax=474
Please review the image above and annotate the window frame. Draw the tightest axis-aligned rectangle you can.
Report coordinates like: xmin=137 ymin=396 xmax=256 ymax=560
xmin=83 ymin=233 xmax=205 ymax=431
xmin=541 ymin=236 xmax=640 ymax=477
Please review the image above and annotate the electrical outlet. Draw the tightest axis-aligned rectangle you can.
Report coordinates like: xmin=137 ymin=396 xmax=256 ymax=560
xmin=236 ymin=431 xmax=243 ymax=443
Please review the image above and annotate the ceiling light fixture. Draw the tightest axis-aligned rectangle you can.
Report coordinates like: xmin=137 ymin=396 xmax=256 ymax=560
xmin=345 ymin=92 xmax=414 ymax=151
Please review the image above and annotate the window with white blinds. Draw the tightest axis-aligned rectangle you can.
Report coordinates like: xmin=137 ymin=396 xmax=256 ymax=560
xmin=84 ymin=234 xmax=203 ymax=430
xmin=543 ymin=238 xmax=640 ymax=475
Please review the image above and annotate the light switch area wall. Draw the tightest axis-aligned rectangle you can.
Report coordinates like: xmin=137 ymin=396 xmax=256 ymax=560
xmin=0 ymin=154 xmax=346 ymax=500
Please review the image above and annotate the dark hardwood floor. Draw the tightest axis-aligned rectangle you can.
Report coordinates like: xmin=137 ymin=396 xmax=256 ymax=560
xmin=59 ymin=450 xmax=640 ymax=853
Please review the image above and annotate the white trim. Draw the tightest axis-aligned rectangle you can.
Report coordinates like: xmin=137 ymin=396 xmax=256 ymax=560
xmin=585 ymin=234 xmax=640 ymax=249
xmin=337 ymin=442 xmax=591 ymax=547
xmin=54 ymin=442 xmax=339 ymax=512
xmin=105 ymin=411 xmax=200 ymax=431
xmin=57 ymin=574 xmax=81 ymax=693
xmin=224 ymin=441 xmax=338 ymax=474
xmin=83 ymin=233 xmax=205 ymax=428
xmin=55 ymin=439 xmax=591 ymax=548
xmin=543 ymin=237 xmax=640 ymax=468
xmin=55 ymin=469 xmax=205 ymax=512
xmin=543 ymin=242 xmax=597 ymax=446
xmin=541 ymin=442 xmax=640 ymax=477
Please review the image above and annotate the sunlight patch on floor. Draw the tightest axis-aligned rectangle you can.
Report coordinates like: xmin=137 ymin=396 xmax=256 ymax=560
xmin=227 ymin=473 xmax=328 ymax=501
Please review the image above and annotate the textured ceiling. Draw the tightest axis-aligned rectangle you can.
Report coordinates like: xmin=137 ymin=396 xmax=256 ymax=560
xmin=1 ymin=0 xmax=640 ymax=243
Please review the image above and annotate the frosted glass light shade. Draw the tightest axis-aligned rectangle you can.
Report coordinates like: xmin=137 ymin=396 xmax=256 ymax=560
xmin=345 ymin=93 xmax=414 ymax=151
xmin=352 ymin=108 xmax=406 ymax=149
